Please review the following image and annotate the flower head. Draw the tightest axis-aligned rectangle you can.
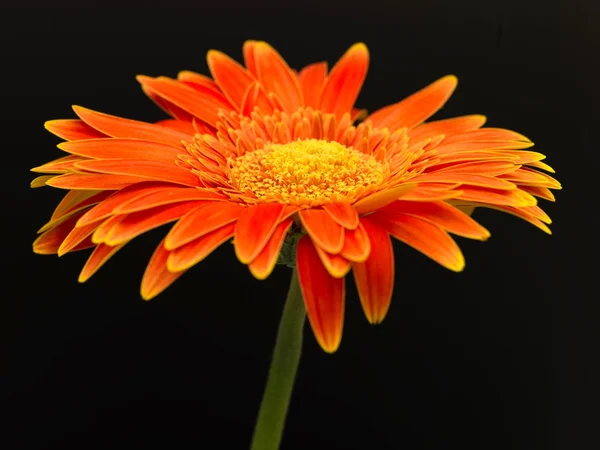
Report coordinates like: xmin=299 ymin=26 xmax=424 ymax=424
xmin=32 ymin=41 xmax=560 ymax=353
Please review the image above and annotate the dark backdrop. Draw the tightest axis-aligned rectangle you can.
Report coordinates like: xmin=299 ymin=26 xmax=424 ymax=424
xmin=2 ymin=1 xmax=598 ymax=449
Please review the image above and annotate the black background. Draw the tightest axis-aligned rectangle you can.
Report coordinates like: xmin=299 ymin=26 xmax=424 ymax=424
xmin=2 ymin=1 xmax=598 ymax=449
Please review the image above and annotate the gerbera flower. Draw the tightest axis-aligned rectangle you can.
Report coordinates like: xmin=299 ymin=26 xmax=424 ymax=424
xmin=32 ymin=41 xmax=560 ymax=353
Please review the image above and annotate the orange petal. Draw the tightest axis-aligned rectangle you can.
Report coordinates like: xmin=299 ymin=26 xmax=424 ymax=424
xmin=234 ymin=203 xmax=285 ymax=264
xmin=296 ymin=235 xmax=345 ymax=353
xmin=58 ymin=221 xmax=101 ymax=256
xmin=167 ymin=223 xmax=236 ymax=272
xmin=164 ymin=201 xmax=245 ymax=250
xmin=44 ymin=119 xmax=107 ymax=141
xmin=520 ymin=185 xmax=556 ymax=202
xmin=73 ymin=106 xmax=190 ymax=148
xmin=430 ymin=161 xmax=519 ymax=177
xmin=475 ymin=204 xmax=551 ymax=234
xmin=155 ymin=119 xmax=198 ymax=135
xmin=368 ymin=75 xmax=458 ymax=130
xmin=31 ymin=175 xmax=55 ymax=188
xmin=207 ymin=50 xmax=255 ymax=110
xmin=37 ymin=191 xmax=111 ymax=233
xmin=298 ymin=62 xmax=327 ymax=108
xmin=47 ymin=173 xmax=149 ymax=190
xmin=240 ymin=81 xmax=274 ymax=116
xmin=252 ymin=42 xmax=303 ymax=113
xmin=353 ymin=183 xmax=417 ymax=215
xmin=380 ymin=200 xmax=490 ymax=240
xmin=323 ymin=202 xmax=359 ymax=230
xmin=74 ymin=159 xmax=201 ymax=187
xmin=242 ymin=40 xmax=259 ymax=77
xmin=58 ymin=139 xmax=184 ymax=163
xmin=136 ymin=76 xmax=233 ymax=126
xmin=353 ymin=218 xmax=394 ymax=324
xmin=400 ymin=186 xmax=463 ymax=202
xmin=414 ymin=173 xmax=517 ymax=190
xmin=313 ymin=245 xmax=352 ymax=278
xmin=442 ymin=128 xmax=531 ymax=144
xmin=114 ymin=188 xmax=224 ymax=214
xmin=50 ymin=190 xmax=108 ymax=222
xmin=31 ymin=155 xmax=87 ymax=174
xmin=33 ymin=213 xmax=84 ymax=255
xmin=141 ymin=86 xmax=195 ymax=122
xmin=408 ymin=115 xmax=487 ymax=142
xmin=177 ymin=70 xmax=220 ymax=91
xmin=319 ymin=43 xmax=369 ymax=118
xmin=91 ymin=215 xmax=122 ymax=244
xmin=248 ymin=219 xmax=293 ymax=280
xmin=434 ymin=140 xmax=534 ymax=154
xmin=104 ymin=201 xmax=205 ymax=246
xmin=299 ymin=209 xmax=344 ymax=254
xmin=141 ymin=238 xmax=186 ymax=300
xmin=501 ymin=167 xmax=561 ymax=189
xmin=371 ymin=213 xmax=465 ymax=272
xmin=340 ymin=222 xmax=371 ymax=263
xmin=457 ymin=186 xmax=537 ymax=207
xmin=79 ymin=243 xmax=126 ymax=282
xmin=76 ymin=182 xmax=175 ymax=227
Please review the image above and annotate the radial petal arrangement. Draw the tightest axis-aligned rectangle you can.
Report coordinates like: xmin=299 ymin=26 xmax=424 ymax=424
xmin=32 ymin=41 xmax=560 ymax=353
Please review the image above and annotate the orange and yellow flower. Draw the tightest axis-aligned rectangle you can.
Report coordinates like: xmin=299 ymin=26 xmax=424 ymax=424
xmin=32 ymin=41 xmax=560 ymax=352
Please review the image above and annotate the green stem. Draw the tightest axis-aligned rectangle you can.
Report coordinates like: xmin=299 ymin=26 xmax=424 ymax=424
xmin=250 ymin=268 xmax=306 ymax=450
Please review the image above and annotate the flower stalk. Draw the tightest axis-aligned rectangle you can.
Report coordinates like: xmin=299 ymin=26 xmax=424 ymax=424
xmin=250 ymin=268 xmax=306 ymax=450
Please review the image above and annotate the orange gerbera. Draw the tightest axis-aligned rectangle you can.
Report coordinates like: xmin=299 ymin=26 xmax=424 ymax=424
xmin=32 ymin=41 xmax=560 ymax=353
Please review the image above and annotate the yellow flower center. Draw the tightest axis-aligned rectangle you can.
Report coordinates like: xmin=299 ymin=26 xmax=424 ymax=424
xmin=228 ymin=139 xmax=388 ymax=205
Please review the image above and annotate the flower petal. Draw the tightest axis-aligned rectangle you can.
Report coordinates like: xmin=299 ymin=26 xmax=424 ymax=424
xmin=136 ymin=76 xmax=233 ymax=126
xmin=313 ymin=245 xmax=352 ymax=278
xmin=79 ymin=243 xmax=126 ymax=282
xmin=408 ymin=115 xmax=487 ymax=142
xmin=340 ymin=222 xmax=371 ymax=263
xmin=371 ymin=213 xmax=465 ymax=272
xmin=234 ymin=203 xmax=285 ymax=264
xmin=58 ymin=139 xmax=185 ymax=163
xmin=31 ymin=175 xmax=55 ymax=188
xmin=104 ymin=201 xmax=205 ymax=246
xmin=353 ymin=184 xmax=417 ymax=215
xmin=74 ymin=159 xmax=201 ymax=187
xmin=323 ymin=202 xmax=359 ymax=230
xmin=33 ymin=212 xmax=85 ymax=255
xmin=47 ymin=173 xmax=149 ymax=190
xmin=457 ymin=186 xmax=537 ymax=207
xmin=155 ymin=119 xmax=198 ymax=135
xmin=73 ymin=106 xmax=191 ymax=147
xmin=76 ymin=182 xmax=175 ymax=227
xmin=207 ymin=50 xmax=255 ymax=110
xmin=248 ymin=219 xmax=293 ymax=280
xmin=414 ymin=173 xmax=517 ymax=190
xmin=141 ymin=238 xmax=186 ymax=301
xmin=37 ymin=190 xmax=111 ymax=233
xmin=319 ymin=43 xmax=369 ymax=118
xmin=164 ymin=202 xmax=245 ymax=250
xmin=368 ymin=75 xmax=458 ymax=130
xmin=243 ymin=40 xmax=259 ymax=77
xmin=299 ymin=209 xmax=344 ymax=254
xmin=353 ymin=218 xmax=394 ymax=324
xmin=31 ymin=155 xmax=87 ymax=174
xmin=380 ymin=200 xmax=490 ymax=240
xmin=167 ymin=223 xmax=235 ymax=272
xmin=298 ymin=62 xmax=327 ymax=108
xmin=44 ymin=119 xmax=107 ymax=141
xmin=114 ymin=188 xmax=224 ymax=214
xmin=58 ymin=221 xmax=100 ymax=256
xmin=296 ymin=235 xmax=345 ymax=353
xmin=252 ymin=41 xmax=303 ymax=113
